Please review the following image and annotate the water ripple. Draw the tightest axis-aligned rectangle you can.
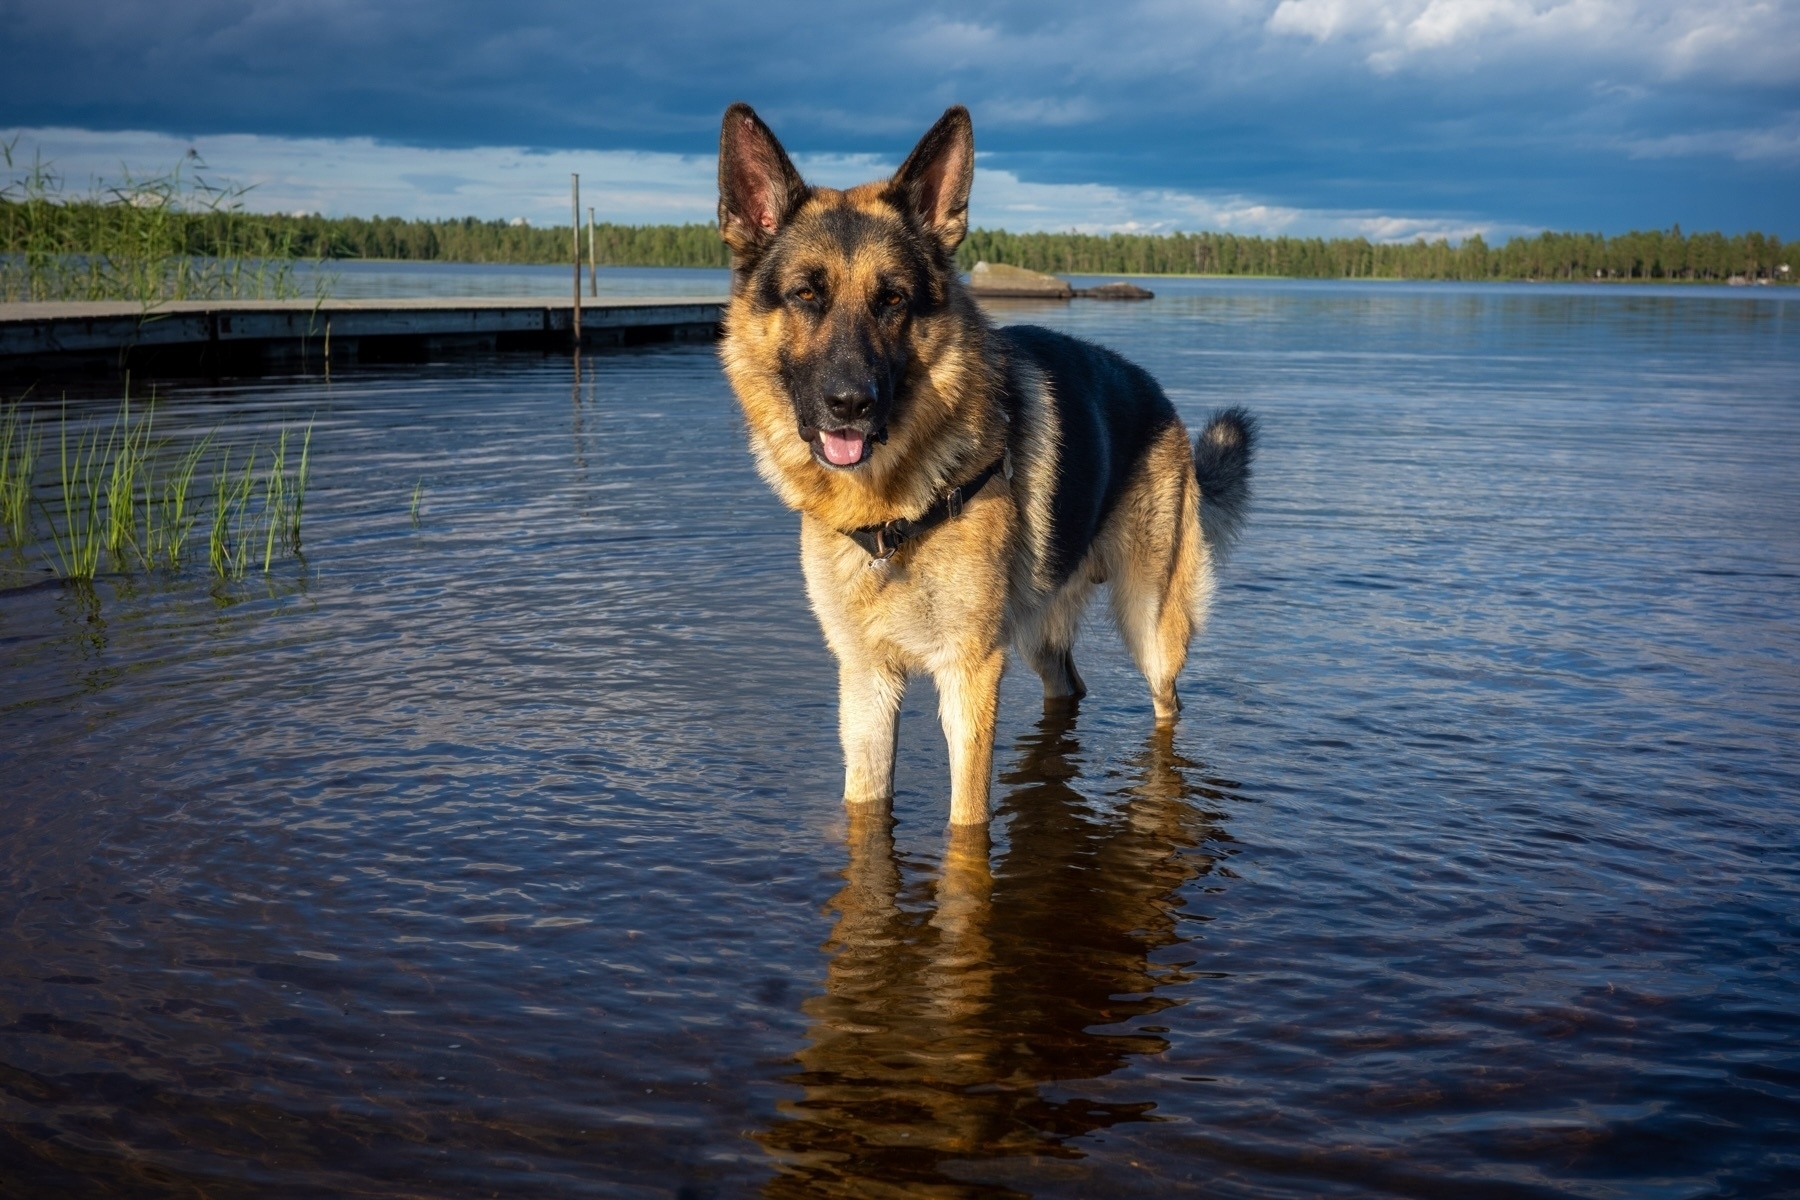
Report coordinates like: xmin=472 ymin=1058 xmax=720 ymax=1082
xmin=2 ymin=280 xmax=1797 ymax=1197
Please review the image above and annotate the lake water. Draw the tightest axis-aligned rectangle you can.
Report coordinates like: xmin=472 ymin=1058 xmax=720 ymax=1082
xmin=2 ymin=276 xmax=1797 ymax=1198
xmin=301 ymin=261 xmax=733 ymax=299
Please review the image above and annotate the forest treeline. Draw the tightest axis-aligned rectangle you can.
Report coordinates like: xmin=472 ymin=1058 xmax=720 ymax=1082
xmin=3 ymin=198 xmax=1793 ymax=284
xmin=959 ymin=226 xmax=1793 ymax=284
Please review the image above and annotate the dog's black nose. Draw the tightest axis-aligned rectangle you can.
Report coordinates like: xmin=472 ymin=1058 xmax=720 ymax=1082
xmin=825 ymin=384 xmax=876 ymax=423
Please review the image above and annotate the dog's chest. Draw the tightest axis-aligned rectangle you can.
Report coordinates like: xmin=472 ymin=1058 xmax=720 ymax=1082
xmin=804 ymin=504 xmax=1014 ymax=665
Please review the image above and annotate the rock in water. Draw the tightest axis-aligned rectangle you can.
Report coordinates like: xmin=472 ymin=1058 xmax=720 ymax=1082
xmin=1074 ymin=281 xmax=1155 ymax=300
xmin=967 ymin=261 xmax=1074 ymax=298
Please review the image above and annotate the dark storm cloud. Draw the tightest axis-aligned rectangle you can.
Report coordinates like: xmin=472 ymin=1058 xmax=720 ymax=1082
xmin=3 ymin=0 xmax=1796 ymax=233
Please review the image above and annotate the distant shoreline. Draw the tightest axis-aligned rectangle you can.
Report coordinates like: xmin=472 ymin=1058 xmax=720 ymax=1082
xmin=7 ymin=198 xmax=1789 ymax=286
xmin=5 ymin=153 xmax=1792 ymax=298
xmin=309 ymin=259 xmax=1794 ymax=288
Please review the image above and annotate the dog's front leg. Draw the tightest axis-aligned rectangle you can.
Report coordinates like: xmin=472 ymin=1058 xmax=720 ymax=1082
xmin=938 ymin=648 xmax=1004 ymax=825
xmin=839 ymin=653 xmax=906 ymax=806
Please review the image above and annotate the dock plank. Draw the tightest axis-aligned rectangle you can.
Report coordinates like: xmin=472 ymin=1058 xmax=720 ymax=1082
xmin=0 ymin=296 xmax=728 ymax=365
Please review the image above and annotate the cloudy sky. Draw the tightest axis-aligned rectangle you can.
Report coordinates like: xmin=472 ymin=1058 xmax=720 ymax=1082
xmin=2 ymin=0 xmax=1795 ymax=239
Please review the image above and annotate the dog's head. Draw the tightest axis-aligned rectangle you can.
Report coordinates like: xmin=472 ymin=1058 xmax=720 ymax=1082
xmin=716 ymin=104 xmax=976 ymax=478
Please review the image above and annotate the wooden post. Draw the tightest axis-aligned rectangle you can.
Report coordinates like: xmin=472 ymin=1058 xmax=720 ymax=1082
xmin=588 ymin=206 xmax=598 ymax=297
xmin=570 ymin=173 xmax=581 ymax=347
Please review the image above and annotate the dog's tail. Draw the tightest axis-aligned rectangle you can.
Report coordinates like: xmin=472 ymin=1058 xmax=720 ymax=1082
xmin=1194 ymin=407 xmax=1257 ymax=553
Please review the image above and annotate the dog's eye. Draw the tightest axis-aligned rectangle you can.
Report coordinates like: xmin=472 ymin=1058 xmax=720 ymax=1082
xmin=793 ymin=286 xmax=817 ymax=303
xmin=879 ymin=291 xmax=905 ymax=308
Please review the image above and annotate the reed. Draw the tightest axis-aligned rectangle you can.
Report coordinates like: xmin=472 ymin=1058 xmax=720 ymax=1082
xmin=43 ymin=403 xmax=111 ymax=581
xmin=0 ymin=402 xmax=38 ymax=546
xmin=0 ymin=139 xmax=321 ymax=306
xmin=147 ymin=432 xmax=211 ymax=569
xmin=216 ymin=427 xmax=311 ymax=581
xmin=410 ymin=478 xmax=424 ymax=525
xmin=2 ymin=391 xmax=314 ymax=583
xmin=102 ymin=385 xmax=156 ymax=560
xmin=207 ymin=446 xmax=261 ymax=580
xmin=261 ymin=427 xmax=287 ymax=573
xmin=287 ymin=421 xmax=312 ymax=553
xmin=206 ymin=449 xmax=233 ymax=578
xmin=282 ymin=422 xmax=315 ymax=554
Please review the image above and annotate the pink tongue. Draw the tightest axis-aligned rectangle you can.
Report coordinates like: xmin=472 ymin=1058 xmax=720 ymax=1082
xmin=820 ymin=429 xmax=867 ymax=466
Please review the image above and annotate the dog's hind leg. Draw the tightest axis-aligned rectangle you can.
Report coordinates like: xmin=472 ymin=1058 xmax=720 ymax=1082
xmin=1013 ymin=573 xmax=1094 ymax=706
xmin=1027 ymin=645 xmax=1084 ymax=704
xmin=1109 ymin=428 xmax=1213 ymax=724
xmin=839 ymin=653 xmax=907 ymax=806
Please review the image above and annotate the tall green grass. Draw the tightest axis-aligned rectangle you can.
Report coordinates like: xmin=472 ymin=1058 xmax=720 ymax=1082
xmin=208 ymin=447 xmax=256 ymax=580
xmin=2 ymin=393 xmax=314 ymax=584
xmin=144 ymin=433 xmax=212 ymax=570
xmin=0 ymin=139 xmax=327 ymax=306
xmin=44 ymin=401 xmax=111 ymax=580
xmin=0 ymin=402 xmax=38 ymax=545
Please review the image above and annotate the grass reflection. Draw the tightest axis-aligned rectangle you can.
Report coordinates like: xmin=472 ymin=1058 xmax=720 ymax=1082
xmin=761 ymin=711 xmax=1236 ymax=1197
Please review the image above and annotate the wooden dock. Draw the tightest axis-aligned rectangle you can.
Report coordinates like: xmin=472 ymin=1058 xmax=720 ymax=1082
xmin=0 ymin=296 xmax=727 ymax=375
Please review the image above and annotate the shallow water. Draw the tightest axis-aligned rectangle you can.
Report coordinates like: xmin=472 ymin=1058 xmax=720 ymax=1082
xmin=302 ymin=261 xmax=732 ymax=299
xmin=2 ymin=279 xmax=1798 ymax=1198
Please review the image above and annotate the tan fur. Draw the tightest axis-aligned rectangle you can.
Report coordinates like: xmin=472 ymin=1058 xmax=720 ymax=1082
xmin=720 ymin=186 xmax=1009 ymax=535
xmin=720 ymin=124 xmax=1217 ymax=826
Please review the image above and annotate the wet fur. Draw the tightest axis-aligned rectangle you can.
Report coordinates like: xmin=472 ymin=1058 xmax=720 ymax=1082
xmin=717 ymin=103 xmax=1255 ymax=825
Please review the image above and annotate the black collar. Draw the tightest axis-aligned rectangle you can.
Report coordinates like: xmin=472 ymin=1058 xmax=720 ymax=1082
xmin=844 ymin=454 xmax=1007 ymax=561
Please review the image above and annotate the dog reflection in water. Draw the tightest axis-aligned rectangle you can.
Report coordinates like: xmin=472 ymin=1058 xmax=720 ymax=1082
xmin=757 ymin=713 xmax=1234 ymax=1196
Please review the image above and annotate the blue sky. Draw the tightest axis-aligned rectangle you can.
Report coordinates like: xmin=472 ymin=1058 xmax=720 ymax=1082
xmin=3 ymin=0 xmax=1796 ymax=239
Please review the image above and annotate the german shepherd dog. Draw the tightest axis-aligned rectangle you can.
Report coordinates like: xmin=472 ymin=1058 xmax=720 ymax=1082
xmin=717 ymin=103 xmax=1255 ymax=825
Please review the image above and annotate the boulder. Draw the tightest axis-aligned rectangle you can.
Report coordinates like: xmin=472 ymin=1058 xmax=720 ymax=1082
xmin=967 ymin=261 xmax=1073 ymax=298
xmin=1074 ymin=281 xmax=1155 ymax=300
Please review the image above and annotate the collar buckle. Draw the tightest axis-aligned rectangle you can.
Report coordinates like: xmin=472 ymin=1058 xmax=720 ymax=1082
xmin=843 ymin=452 xmax=1005 ymax=563
xmin=872 ymin=523 xmax=900 ymax=560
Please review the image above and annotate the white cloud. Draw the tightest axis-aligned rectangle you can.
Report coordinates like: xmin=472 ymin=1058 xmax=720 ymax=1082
xmin=976 ymin=167 xmax=1522 ymax=240
xmin=895 ymin=16 xmax=1004 ymax=63
xmin=1265 ymin=0 xmax=1800 ymax=83
xmin=1 ymin=127 xmax=717 ymax=225
xmin=1620 ymin=116 xmax=1800 ymax=165
xmin=980 ymin=96 xmax=1102 ymax=128
xmin=2 ymin=125 xmax=1527 ymax=243
xmin=812 ymin=151 xmax=1519 ymax=241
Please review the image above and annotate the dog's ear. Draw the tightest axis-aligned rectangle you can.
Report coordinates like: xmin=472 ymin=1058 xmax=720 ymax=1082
xmin=891 ymin=106 xmax=974 ymax=255
xmin=718 ymin=103 xmax=806 ymax=258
